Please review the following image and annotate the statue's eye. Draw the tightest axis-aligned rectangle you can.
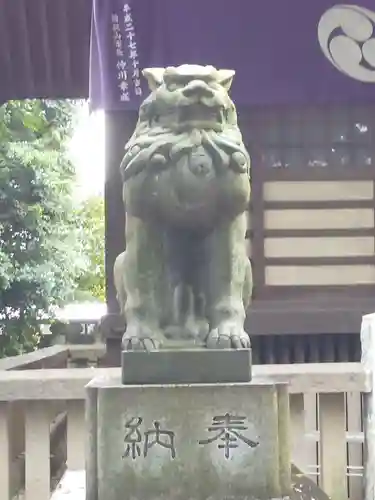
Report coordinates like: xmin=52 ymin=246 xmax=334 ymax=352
xmin=167 ymin=83 xmax=179 ymax=92
xmin=151 ymin=115 xmax=160 ymax=125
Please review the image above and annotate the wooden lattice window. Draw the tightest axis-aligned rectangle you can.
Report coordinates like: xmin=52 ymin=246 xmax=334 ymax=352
xmin=240 ymin=105 xmax=375 ymax=171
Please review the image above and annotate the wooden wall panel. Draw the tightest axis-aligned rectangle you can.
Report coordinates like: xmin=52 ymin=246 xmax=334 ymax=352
xmin=265 ymin=209 xmax=374 ymax=230
xmin=264 ymin=181 xmax=373 ymax=202
xmin=265 ymin=237 xmax=374 ymax=258
xmin=265 ymin=265 xmax=375 ymax=286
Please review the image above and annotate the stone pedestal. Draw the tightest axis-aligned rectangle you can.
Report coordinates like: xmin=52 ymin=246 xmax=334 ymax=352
xmin=86 ymin=376 xmax=291 ymax=500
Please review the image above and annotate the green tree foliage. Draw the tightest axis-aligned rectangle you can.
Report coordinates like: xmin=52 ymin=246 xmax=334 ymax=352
xmin=0 ymin=100 xmax=88 ymax=357
xmin=74 ymin=195 xmax=105 ymax=302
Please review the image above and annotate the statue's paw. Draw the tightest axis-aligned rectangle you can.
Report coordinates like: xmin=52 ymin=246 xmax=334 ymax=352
xmin=206 ymin=323 xmax=250 ymax=349
xmin=122 ymin=322 xmax=164 ymax=351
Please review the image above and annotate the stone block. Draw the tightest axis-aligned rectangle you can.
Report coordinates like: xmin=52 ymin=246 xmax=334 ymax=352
xmin=86 ymin=376 xmax=291 ymax=500
xmin=121 ymin=348 xmax=252 ymax=384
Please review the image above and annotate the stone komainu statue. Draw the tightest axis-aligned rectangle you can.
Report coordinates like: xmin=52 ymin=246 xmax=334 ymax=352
xmin=114 ymin=65 xmax=252 ymax=350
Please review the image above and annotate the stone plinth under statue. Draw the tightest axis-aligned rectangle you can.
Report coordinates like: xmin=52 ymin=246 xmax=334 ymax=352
xmin=86 ymin=376 xmax=291 ymax=500
xmin=121 ymin=347 xmax=252 ymax=384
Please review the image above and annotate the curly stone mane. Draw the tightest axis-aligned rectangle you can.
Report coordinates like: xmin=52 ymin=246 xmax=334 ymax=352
xmin=120 ymin=65 xmax=250 ymax=182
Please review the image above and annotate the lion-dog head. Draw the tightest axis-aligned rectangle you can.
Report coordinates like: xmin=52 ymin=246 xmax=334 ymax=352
xmin=120 ymin=65 xmax=251 ymax=228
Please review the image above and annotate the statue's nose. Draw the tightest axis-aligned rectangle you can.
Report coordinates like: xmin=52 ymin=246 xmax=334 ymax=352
xmin=182 ymin=80 xmax=214 ymax=99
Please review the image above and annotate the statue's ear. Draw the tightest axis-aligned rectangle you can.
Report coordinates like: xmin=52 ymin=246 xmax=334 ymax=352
xmin=217 ymin=69 xmax=235 ymax=91
xmin=142 ymin=68 xmax=165 ymax=91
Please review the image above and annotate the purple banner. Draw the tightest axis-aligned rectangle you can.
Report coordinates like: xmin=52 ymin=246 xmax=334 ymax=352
xmin=89 ymin=0 xmax=375 ymax=110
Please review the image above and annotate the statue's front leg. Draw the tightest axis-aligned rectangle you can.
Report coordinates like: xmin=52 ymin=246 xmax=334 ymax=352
xmin=121 ymin=215 xmax=167 ymax=350
xmin=205 ymin=213 xmax=251 ymax=349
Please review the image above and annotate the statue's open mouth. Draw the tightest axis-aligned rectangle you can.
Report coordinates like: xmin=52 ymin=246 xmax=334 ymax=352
xmin=179 ymin=104 xmax=224 ymax=128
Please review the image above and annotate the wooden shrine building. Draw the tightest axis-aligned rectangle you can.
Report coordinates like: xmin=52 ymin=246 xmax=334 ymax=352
xmin=1 ymin=0 xmax=374 ymax=364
